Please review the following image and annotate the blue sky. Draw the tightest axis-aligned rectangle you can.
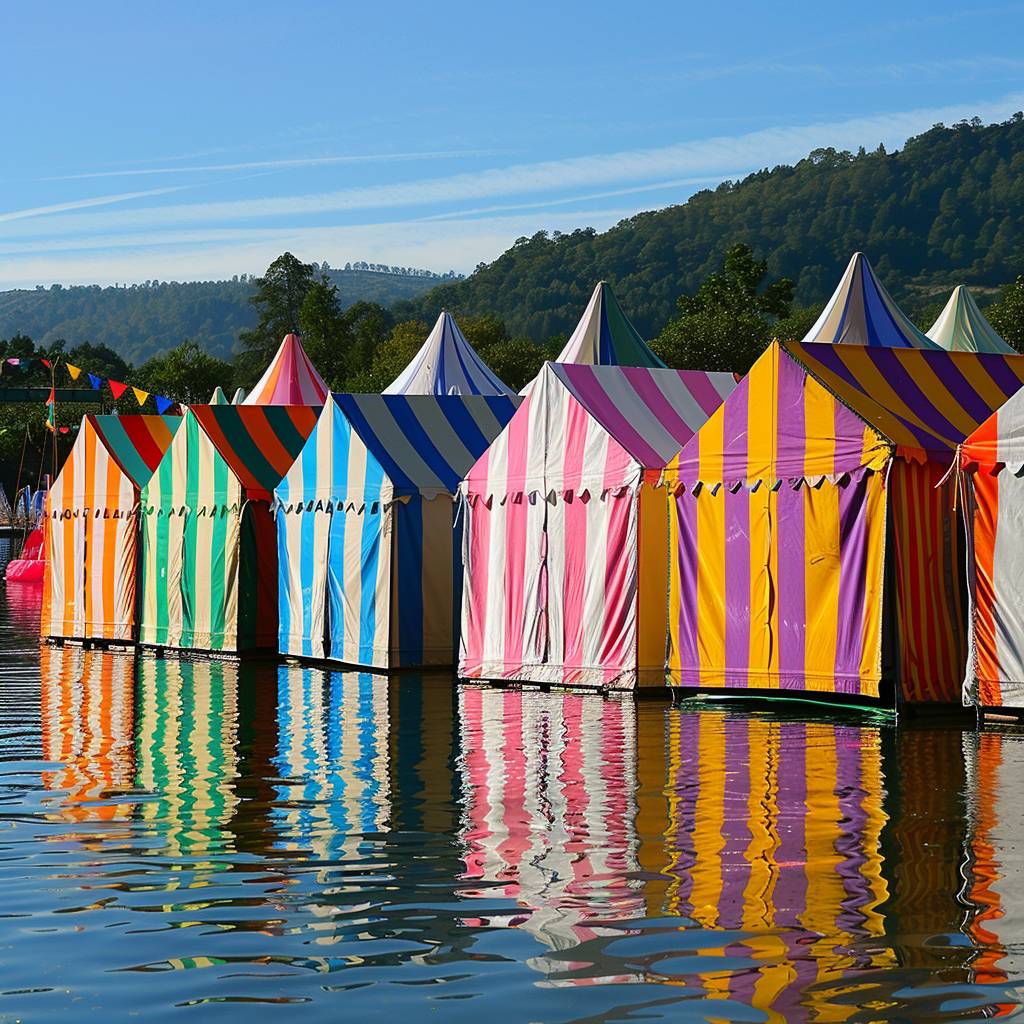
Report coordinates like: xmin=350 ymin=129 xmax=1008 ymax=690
xmin=2 ymin=0 xmax=1024 ymax=288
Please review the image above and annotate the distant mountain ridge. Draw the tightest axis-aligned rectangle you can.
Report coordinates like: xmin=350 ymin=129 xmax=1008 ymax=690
xmin=396 ymin=115 xmax=1024 ymax=340
xmin=0 ymin=266 xmax=457 ymax=364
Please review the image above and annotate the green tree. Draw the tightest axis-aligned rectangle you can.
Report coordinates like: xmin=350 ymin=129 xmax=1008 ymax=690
xmin=478 ymin=337 xmax=558 ymax=392
xmin=338 ymin=302 xmax=395 ymax=389
xmin=988 ymin=274 xmax=1024 ymax=352
xmin=135 ymin=341 xmax=234 ymax=405
xmin=652 ymin=244 xmax=795 ymax=373
xmin=299 ymin=276 xmax=350 ymax=389
xmin=347 ymin=319 xmax=430 ymax=392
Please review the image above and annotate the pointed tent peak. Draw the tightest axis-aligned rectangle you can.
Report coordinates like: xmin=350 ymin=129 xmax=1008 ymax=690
xmin=209 ymin=386 xmax=229 ymax=404
xmin=802 ymin=252 xmax=939 ymax=349
xmin=231 ymin=387 xmax=248 ymax=404
xmin=382 ymin=310 xmax=516 ymax=397
xmin=927 ymin=285 xmax=1013 ymax=354
xmin=553 ymin=280 xmax=666 ymax=369
xmin=243 ymin=332 xmax=328 ymax=406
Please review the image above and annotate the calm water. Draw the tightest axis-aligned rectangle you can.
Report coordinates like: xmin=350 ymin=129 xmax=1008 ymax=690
xmin=1 ymin=541 xmax=1024 ymax=1020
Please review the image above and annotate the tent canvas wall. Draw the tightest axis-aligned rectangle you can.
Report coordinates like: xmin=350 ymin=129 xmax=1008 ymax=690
xmin=139 ymin=405 xmax=317 ymax=653
xmin=666 ymin=341 xmax=1024 ymax=705
xmin=960 ymin=390 xmax=1024 ymax=708
xmin=461 ymin=362 xmax=736 ymax=690
xmin=275 ymin=394 xmax=518 ymax=670
xmin=383 ymin=311 xmax=516 ymax=397
xmin=928 ymin=285 xmax=1012 ymax=354
xmin=42 ymin=414 xmax=180 ymax=642
xmin=243 ymin=333 xmax=328 ymax=406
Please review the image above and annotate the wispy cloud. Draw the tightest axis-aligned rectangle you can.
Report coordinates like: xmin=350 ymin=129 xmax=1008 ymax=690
xmin=43 ymin=148 xmax=506 ymax=181
xmin=0 ymin=184 xmax=190 ymax=224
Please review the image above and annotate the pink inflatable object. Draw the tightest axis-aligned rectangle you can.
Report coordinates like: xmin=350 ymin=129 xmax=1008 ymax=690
xmin=5 ymin=527 xmax=45 ymax=582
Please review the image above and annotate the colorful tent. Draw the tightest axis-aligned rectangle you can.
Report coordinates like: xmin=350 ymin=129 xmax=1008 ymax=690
xmin=927 ymin=285 xmax=1013 ymax=354
xmin=209 ymin=386 xmax=230 ymax=404
xmin=42 ymin=414 xmax=180 ymax=641
xmin=383 ymin=310 xmax=516 ymax=397
xmin=275 ymin=393 xmax=518 ymax=669
xmin=959 ymin=385 xmax=1024 ymax=708
xmin=243 ymin=333 xmax=328 ymax=406
xmin=460 ymin=362 xmax=735 ymax=689
xmin=802 ymin=252 xmax=939 ymax=348
xmin=552 ymin=281 xmax=666 ymax=368
xmin=139 ymin=405 xmax=318 ymax=653
xmin=665 ymin=340 xmax=1024 ymax=705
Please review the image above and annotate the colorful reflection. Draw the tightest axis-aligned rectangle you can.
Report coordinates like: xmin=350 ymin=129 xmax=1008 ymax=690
xmin=458 ymin=686 xmax=646 ymax=978
xmin=664 ymin=711 xmax=894 ymax=1016
xmin=40 ymin=643 xmax=135 ymax=821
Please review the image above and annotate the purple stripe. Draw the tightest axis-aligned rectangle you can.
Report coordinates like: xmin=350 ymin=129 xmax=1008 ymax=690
xmin=773 ymin=722 xmax=807 ymax=929
xmin=724 ymin=489 xmax=750 ymax=687
xmin=925 ymin=351 xmax=1009 ymax=430
xmin=777 ymin=483 xmax=806 ymax=690
xmin=558 ymin=364 xmax=663 ymax=467
xmin=719 ymin=718 xmax=751 ymax=930
xmin=622 ymin=367 xmax=705 ymax=447
xmin=833 ymin=727 xmax=872 ymax=936
xmin=678 ymin=369 xmax=732 ymax=418
xmin=674 ymin=490 xmax=700 ymax=685
xmin=720 ymin=373 xmax=750 ymax=482
xmin=834 ymin=470 xmax=869 ymax=694
xmin=669 ymin=712 xmax=702 ymax=914
xmin=976 ymin=352 xmax=1024 ymax=404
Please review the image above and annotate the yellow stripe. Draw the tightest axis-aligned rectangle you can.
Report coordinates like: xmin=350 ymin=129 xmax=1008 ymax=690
xmin=858 ymin=472 xmax=886 ymax=696
xmin=748 ymin=486 xmax=773 ymax=682
xmin=689 ymin=715 xmax=725 ymax=926
xmin=803 ymin=378 xmax=837 ymax=476
xmin=802 ymin=483 xmax=840 ymax=685
xmin=896 ymin=350 xmax=978 ymax=438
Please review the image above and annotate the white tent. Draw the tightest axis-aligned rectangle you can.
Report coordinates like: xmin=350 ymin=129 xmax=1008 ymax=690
xmin=927 ymin=285 xmax=1012 ymax=353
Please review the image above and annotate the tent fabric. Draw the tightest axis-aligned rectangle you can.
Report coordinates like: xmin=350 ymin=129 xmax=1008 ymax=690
xmin=139 ymin=405 xmax=316 ymax=653
xmin=460 ymin=362 xmax=735 ymax=689
xmin=209 ymin=386 xmax=230 ymax=404
xmin=801 ymin=252 xmax=938 ymax=348
xmin=666 ymin=341 xmax=1024 ymax=704
xmin=383 ymin=311 xmax=516 ymax=397
xmin=553 ymin=281 xmax=666 ymax=369
xmin=243 ymin=333 xmax=328 ymax=406
xmin=960 ymin=395 xmax=1024 ymax=708
xmin=927 ymin=285 xmax=1013 ymax=354
xmin=275 ymin=394 xmax=518 ymax=670
xmin=42 ymin=414 xmax=180 ymax=641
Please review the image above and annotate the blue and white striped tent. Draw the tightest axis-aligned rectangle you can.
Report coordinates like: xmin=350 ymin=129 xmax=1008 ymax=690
xmin=275 ymin=393 xmax=519 ymax=670
xmin=802 ymin=252 xmax=939 ymax=348
xmin=383 ymin=311 xmax=516 ymax=396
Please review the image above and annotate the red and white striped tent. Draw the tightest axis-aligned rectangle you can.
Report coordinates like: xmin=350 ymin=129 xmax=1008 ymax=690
xmin=243 ymin=333 xmax=328 ymax=406
xmin=459 ymin=361 xmax=735 ymax=689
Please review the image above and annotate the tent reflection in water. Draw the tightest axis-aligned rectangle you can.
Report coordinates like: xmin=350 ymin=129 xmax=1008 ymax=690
xmin=138 ymin=405 xmax=317 ymax=654
xmin=42 ymin=414 xmax=180 ymax=642
xmin=665 ymin=340 xmax=1024 ymax=705
xmin=275 ymin=394 xmax=518 ymax=670
xmin=460 ymin=362 xmax=735 ymax=689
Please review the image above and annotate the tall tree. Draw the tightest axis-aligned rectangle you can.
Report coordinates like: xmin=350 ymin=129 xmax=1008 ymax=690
xmin=135 ymin=341 xmax=234 ymax=405
xmin=988 ymin=274 xmax=1024 ymax=352
xmin=652 ymin=244 xmax=795 ymax=373
xmin=238 ymin=253 xmax=318 ymax=371
xmin=298 ymin=276 xmax=350 ymax=389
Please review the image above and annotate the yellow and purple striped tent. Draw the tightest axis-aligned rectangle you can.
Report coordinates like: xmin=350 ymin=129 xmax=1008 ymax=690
xmin=666 ymin=340 xmax=1024 ymax=705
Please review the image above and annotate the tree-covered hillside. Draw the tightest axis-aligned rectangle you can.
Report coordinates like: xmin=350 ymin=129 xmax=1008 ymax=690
xmin=0 ymin=265 xmax=457 ymax=364
xmin=398 ymin=115 xmax=1024 ymax=340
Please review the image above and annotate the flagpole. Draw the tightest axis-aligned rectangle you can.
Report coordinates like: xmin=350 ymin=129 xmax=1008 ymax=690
xmin=50 ymin=357 xmax=58 ymax=482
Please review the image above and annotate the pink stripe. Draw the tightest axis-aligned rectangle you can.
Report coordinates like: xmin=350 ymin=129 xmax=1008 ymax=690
xmin=502 ymin=412 xmax=531 ymax=672
xmin=461 ymin=450 xmax=491 ymax=675
xmin=561 ymin=401 xmax=591 ymax=680
xmin=600 ymin=492 xmax=634 ymax=682
xmin=459 ymin=688 xmax=489 ymax=879
xmin=560 ymin=695 xmax=596 ymax=935
xmin=494 ymin=691 xmax=526 ymax=894
xmin=622 ymin=367 xmax=705 ymax=447
xmin=679 ymin=370 xmax=731 ymax=418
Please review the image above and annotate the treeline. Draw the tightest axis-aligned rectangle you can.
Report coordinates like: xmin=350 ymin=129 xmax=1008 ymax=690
xmin=397 ymin=115 xmax=1024 ymax=340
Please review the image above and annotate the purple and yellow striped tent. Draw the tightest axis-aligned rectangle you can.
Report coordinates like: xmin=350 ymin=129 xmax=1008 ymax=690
xmin=665 ymin=340 xmax=1024 ymax=706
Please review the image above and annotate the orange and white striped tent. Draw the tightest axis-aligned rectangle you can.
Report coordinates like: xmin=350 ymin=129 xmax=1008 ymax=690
xmin=42 ymin=414 xmax=180 ymax=642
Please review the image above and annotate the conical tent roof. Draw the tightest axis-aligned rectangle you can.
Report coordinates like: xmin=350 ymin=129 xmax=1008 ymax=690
xmin=927 ymin=285 xmax=1012 ymax=353
xmin=243 ymin=333 xmax=328 ymax=405
xmin=209 ymin=386 xmax=229 ymax=404
xmin=231 ymin=387 xmax=248 ymax=404
xmin=554 ymin=282 xmax=666 ymax=368
xmin=802 ymin=253 xmax=938 ymax=348
xmin=383 ymin=311 xmax=515 ymax=396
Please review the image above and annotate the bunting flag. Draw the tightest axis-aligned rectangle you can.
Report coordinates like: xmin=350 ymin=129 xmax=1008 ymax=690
xmin=6 ymin=358 xmax=21 ymax=367
xmin=45 ymin=387 xmax=55 ymax=432
xmin=108 ymin=379 xmax=128 ymax=400
xmin=41 ymin=358 xmax=51 ymax=369
xmin=88 ymin=373 xmax=102 ymax=390
xmin=66 ymin=364 xmax=82 ymax=380
xmin=132 ymin=387 xmax=150 ymax=406
xmin=154 ymin=395 xmax=175 ymax=414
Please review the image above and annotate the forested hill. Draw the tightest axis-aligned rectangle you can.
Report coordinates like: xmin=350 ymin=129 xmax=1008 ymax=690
xmin=0 ymin=265 xmax=456 ymax=364
xmin=397 ymin=115 xmax=1024 ymax=340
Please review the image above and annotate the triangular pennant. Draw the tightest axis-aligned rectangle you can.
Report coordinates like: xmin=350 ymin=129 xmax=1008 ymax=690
xmin=66 ymin=364 xmax=82 ymax=380
xmin=41 ymin=358 xmax=51 ymax=369
xmin=132 ymin=387 xmax=149 ymax=407
xmin=45 ymin=387 xmax=55 ymax=406
xmin=108 ymin=379 xmax=128 ymax=400
xmin=155 ymin=395 xmax=174 ymax=414
xmin=58 ymin=425 xmax=70 ymax=435
xmin=6 ymin=358 xmax=20 ymax=366
xmin=88 ymin=373 xmax=102 ymax=390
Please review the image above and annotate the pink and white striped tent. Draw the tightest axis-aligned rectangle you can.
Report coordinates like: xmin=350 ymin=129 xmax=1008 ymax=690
xmin=243 ymin=333 xmax=328 ymax=406
xmin=459 ymin=361 xmax=736 ymax=689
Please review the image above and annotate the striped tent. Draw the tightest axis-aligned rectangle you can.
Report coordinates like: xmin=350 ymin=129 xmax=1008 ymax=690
xmin=42 ymin=414 xmax=181 ymax=642
xmin=553 ymin=281 xmax=666 ymax=368
xmin=803 ymin=252 xmax=939 ymax=348
xmin=959 ymin=387 xmax=1024 ymax=708
xmin=243 ymin=333 xmax=328 ymax=405
xmin=666 ymin=340 xmax=1024 ymax=705
xmin=928 ymin=285 xmax=1013 ymax=354
xmin=275 ymin=393 xmax=518 ymax=670
xmin=209 ymin=386 xmax=230 ymax=404
xmin=383 ymin=311 xmax=516 ymax=396
xmin=664 ymin=711 xmax=894 ymax=1011
xmin=139 ymin=405 xmax=318 ymax=653
xmin=461 ymin=362 xmax=735 ymax=689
